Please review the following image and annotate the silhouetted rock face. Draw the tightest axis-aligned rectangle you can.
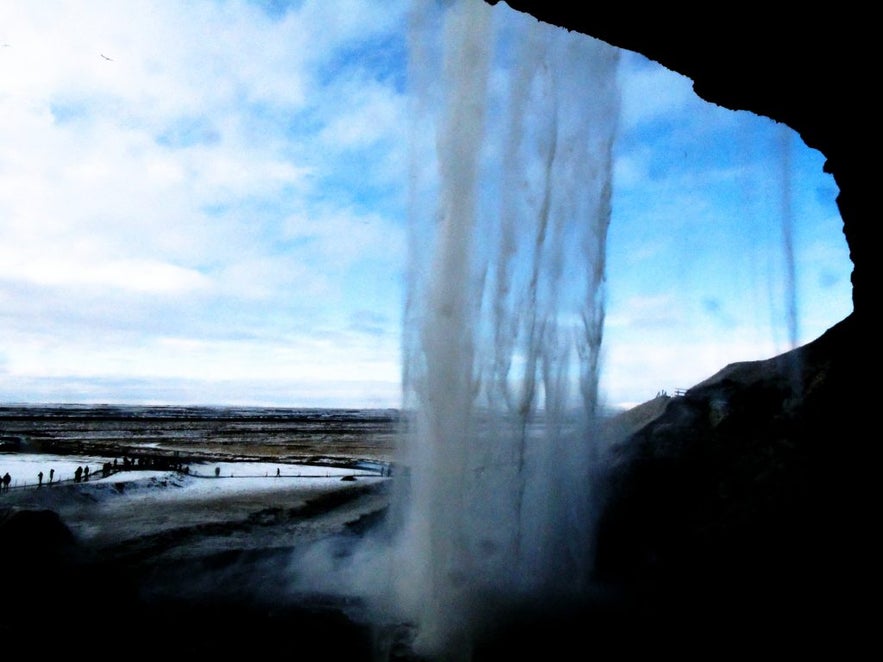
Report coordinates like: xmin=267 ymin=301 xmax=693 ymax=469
xmin=464 ymin=316 xmax=870 ymax=658
xmin=592 ymin=314 xmax=871 ymax=652
xmin=466 ymin=319 xmax=870 ymax=659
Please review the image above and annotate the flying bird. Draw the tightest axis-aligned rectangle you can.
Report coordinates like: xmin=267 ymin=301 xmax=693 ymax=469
xmin=100 ymin=53 xmax=113 ymax=61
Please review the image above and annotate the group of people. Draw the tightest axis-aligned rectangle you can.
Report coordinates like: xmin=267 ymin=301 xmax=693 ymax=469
xmin=35 ymin=468 xmax=55 ymax=487
xmin=2 ymin=457 xmax=196 ymax=491
xmin=0 ymin=466 xmax=62 ymax=491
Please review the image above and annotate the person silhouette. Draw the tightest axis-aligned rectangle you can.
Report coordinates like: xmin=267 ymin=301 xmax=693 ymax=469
xmin=38 ymin=471 xmax=43 ymax=487
xmin=2 ymin=472 xmax=10 ymax=492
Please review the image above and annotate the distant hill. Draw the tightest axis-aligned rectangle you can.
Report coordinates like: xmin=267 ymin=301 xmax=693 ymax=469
xmin=600 ymin=394 xmax=672 ymax=449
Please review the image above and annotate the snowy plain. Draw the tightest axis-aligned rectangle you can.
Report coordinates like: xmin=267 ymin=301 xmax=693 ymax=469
xmin=1 ymin=451 xmax=390 ymax=555
xmin=0 ymin=452 xmax=382 ymax=489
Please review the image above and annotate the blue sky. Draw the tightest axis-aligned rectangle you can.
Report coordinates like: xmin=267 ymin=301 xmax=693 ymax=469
xmin=0 ymin=0 xmax=852 ymax=410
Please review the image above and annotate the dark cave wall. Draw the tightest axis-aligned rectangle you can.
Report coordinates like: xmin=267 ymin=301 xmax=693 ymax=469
xmin=488 ymin=1 xmax=871 ymax=319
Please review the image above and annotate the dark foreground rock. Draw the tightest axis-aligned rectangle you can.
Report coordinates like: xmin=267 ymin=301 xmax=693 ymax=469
xmin=0 ymin=519 xmax=379 ymax=658
xmin=0 ymin=486 xmax=389 ymax=657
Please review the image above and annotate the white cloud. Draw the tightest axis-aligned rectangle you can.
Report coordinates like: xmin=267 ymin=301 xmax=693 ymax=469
xmin=1 ymin=324 xmax=401 ymax=402
xmin=601 ymin=319 xmax=789 ymax=408
xmin=282 ymin=205 xmax=405 ymax=268
xmin=318 ymin=77 xmax=408 ymax=150
xmin=0 ymin=254 xmax=211 ymax=294
xmin=0 ymin=0 xmax=410 ymax=406
xmin=0 ymin=0 xmax=852 ymax=411
xmin=605 ymin=294 xmax=683 ymax=330
xmin=618 ymin=50 xmax=698 ymax=131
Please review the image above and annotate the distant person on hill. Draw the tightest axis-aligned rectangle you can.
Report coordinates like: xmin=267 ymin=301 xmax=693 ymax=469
xmin=276 ymin=467 xmax=281 ymax=477
xmin=49 ymin=468 xmax=55 ymax=484
xmin=38 ymin=471 xmax=43 ymax=487
xmin=74 ymin=466 xmax=83 ymax=483
xmin=83 ymin=466 xmax=90 ymax=482
xmin=215 ymin=467 xmax=220 ymax=478
xmin=2 ymin=472 xmax=10 ymax=491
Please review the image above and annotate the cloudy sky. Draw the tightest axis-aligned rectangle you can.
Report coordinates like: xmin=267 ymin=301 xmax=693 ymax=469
xmin=0 ymin=0 xmax=852 ymax=410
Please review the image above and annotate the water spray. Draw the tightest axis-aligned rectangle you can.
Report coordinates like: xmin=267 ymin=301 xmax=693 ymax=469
xmin=390 ymin=1 xmax=621 ymax=656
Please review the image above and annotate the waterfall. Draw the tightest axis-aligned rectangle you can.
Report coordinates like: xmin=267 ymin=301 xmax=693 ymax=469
xmin=391 ymin=0 xmax=621 ymax=656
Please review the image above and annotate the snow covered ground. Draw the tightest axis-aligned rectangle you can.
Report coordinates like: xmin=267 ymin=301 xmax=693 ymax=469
xmin=1 ymin=451 xmax=391 ymax=558
xmin=0 ymin=452 xmax=381 ymax=489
